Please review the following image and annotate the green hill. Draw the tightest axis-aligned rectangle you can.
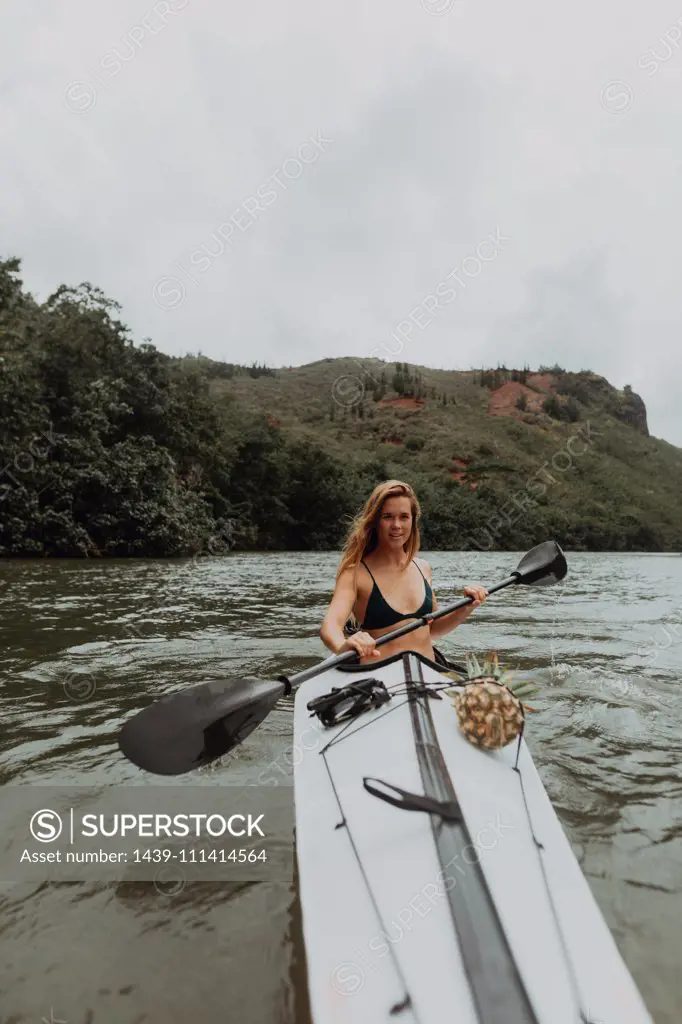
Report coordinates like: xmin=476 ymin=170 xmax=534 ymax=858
xmin=199 ymin=354 xmax=682 ymax=552
xmin=1 ymin=255 xmax=681 ymax=555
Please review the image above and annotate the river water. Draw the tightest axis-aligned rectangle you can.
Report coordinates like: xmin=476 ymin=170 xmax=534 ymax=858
xmin=0 ymin=551 xmax=680 ymax=1024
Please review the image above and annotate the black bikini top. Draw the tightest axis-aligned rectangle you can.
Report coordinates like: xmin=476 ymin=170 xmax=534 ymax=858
xmin=359 ymin=559 xmax=434 ymax=630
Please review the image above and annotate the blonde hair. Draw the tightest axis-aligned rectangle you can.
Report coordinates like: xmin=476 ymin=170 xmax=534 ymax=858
xmin=337 ymin=480 xmax=421 ymax=579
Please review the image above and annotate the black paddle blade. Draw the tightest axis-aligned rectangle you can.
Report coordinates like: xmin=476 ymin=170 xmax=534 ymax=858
xmin=513 ymin=540 xmax=567 ymax=587
xmin=118 ymin=677 xmax=285 ymax=776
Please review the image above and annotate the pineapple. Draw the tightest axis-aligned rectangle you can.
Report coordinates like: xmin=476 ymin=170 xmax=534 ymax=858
xmin=445 ymin=653 xmax=539 ymax=750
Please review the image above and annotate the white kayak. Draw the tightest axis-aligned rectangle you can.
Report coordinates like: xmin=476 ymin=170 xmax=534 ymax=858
xmin=293 ymin=649 xmax=653 ymax=1024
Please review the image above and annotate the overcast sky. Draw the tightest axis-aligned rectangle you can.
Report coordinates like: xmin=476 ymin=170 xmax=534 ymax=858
xmin=3 ymin=0 xmax=682 ymax=444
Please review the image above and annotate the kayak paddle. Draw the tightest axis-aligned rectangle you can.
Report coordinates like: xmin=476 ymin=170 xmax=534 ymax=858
xmin=118 ymin=540 xmax=567 ymax=775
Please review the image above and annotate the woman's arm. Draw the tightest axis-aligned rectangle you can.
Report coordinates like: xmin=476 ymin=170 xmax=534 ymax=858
xmin=319 ymin=568 xmax=380 ymax=658
xmin=420 ymin=561 xmax=487 ymax=639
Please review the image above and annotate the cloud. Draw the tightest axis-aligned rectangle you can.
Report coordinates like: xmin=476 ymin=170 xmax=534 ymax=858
xmin=1 ymin=0 xmax=680 ymax=443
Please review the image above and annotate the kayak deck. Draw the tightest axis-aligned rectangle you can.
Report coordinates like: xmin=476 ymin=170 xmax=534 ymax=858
xmin=293 ymin=651 xmax=652 ymax=1024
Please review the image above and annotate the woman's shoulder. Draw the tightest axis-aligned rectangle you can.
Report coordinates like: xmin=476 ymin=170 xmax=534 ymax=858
xmin=414 ymin=555 xmax=432 ymax=579
xmin=337 ymin=561 xmax=371 ymax=589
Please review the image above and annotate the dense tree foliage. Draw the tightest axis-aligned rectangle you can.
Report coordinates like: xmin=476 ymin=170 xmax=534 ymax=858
xmin=0 ymin=260 xmax=358 ymax=555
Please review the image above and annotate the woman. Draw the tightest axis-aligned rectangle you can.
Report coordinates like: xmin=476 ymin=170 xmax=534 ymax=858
xmin=320 ymin=479 xmax=488 ymax=664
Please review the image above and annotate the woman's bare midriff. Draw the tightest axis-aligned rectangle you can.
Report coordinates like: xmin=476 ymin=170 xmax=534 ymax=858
xmin=358 ymin=621 xmax=434 ymax=665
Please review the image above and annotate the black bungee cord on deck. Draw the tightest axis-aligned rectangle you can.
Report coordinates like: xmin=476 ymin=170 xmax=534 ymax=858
xmin=308 ymin=658 xmax=602 ymax=1024
xmin=315 ymin=686 xmax=423 ymax=1019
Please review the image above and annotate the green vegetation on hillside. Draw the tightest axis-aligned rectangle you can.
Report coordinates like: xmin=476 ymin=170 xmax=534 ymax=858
xmin=1 ymin=257 xmax=681 ymax=556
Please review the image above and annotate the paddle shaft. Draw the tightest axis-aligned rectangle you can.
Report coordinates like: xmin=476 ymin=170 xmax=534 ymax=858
xmin=288 ymin=572 xmax=520 ymax=688
xmin=117 ymin=542 xmax=565 ymax=774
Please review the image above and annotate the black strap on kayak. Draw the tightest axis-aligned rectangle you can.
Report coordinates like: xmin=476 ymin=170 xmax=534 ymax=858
xmin=402 ymin=654 xmax=598 ymax=1024
xmin=314 ymin=681 xmax=435 ymax=1019
xmin=319 ymin=744 xmax=417 ymax=1019
xmin=403 ymin=652 xmax=540 ymax=1024
xmin=306 ymin=677 xmax=391 ymax=727
xmin=315 ymin=654 xmax=598 ymax=1023
xmin=363 ymin=777 xmax=462 ymax=821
